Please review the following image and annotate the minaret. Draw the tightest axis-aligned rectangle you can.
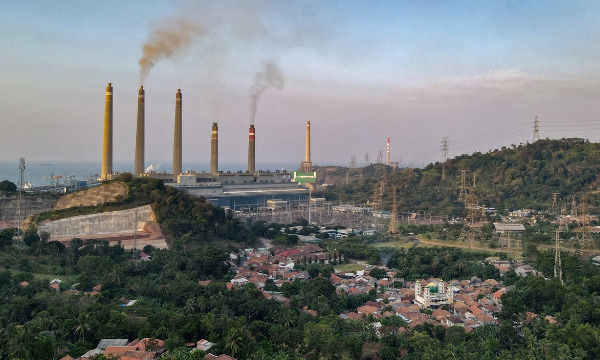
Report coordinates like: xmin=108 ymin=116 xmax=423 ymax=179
xmin=134 ymin=85 xmax=145 ymax=175
xmin=210 ymin=123 xmax=218 ymax=174
xmin=172 ymin=89 xmax=182 ymax=180
xmin=248 ymin=125 xmax=255 ymax=173
xmin=300 ymin=121 xmax=312 ymax=172
xmin=101 ymin=82 xmax=113 ymax=181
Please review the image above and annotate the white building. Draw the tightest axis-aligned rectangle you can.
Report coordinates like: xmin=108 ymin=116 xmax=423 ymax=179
xmin=414 ymin=279 xmax=453 ymax=308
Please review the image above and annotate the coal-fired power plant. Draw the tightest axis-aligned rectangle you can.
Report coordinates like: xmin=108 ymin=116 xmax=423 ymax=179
xmin=101 ymin=82 xmax=113 ymax=181
xmin=248 ymin=125 xmax=256 ymax=173
xmin=134 ymin=85 xmax=145 ymax=175
xmin=99 ymin=83 xmax=309 ymax=211
xmin=172 ymin=89 xmax=182 ymax=180
xmin=211 ymin=122 xmax=218 ymax=174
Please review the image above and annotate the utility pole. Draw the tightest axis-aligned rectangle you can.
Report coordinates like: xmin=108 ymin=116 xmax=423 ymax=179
xmin=533 ymin=116 xmax=539 ymax=142
xmin=441 ymin=137 xmax=449 ymax=180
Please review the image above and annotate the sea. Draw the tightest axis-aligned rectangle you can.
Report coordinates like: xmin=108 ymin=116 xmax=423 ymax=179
xmin=0 ymin=160 xmax=301 ymax=187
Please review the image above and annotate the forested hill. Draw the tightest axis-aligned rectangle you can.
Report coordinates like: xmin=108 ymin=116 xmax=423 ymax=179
xmin=318 ymin=138 xmax=600 ymax=216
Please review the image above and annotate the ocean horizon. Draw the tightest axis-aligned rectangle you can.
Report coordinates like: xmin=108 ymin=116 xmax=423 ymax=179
xmin=0 ymin=160 xmax=304 ymax=187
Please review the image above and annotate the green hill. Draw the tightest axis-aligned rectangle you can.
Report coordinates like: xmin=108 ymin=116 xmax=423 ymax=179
xmin=317 ymin=138 xmax=600 ymax=216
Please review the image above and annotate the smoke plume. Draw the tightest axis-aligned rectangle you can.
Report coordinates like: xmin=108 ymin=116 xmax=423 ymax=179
xmin=139 ymin=20 xmax=204 ymax=84
xmin=249 ymin=61 xmax=285 ymax=124
xmin=144 ymin=163 xmax=161 ymax=173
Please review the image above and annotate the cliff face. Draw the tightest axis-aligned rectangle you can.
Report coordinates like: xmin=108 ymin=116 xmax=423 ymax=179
xmin=53 ymin=182 xmax=128 ymax=211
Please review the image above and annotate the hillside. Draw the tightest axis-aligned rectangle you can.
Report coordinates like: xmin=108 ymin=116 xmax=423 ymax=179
xmin=317 ymin=138 xmax=600 ymax=217
xmin=33 ymin=174 xmax=257 ymax=249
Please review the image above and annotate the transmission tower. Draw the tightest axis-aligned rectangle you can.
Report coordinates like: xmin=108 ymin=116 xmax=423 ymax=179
xmin=458 ymin=170 xmax=468 ymax=202
xmin=533 ymin=116 xmax=539 ymax=142
xmin=577 ymin=195 xmax=594 ymax=251
xmin=364 ymin=153 xmax=370 ymax=166
xmin=441 ymin=137 xmax=449 ymax=180
xmin=458 ymin=189 xmax=481 ymax=248
xmin=376 ymin=150 xmax=384 ymax=164
xmin=570 ymin=195 xmax=578 ymax=221
xmin=388 ymin=186 xmax=399 ymax=234
xmin=350 ymin=154 xmax=356 ymax=169
xmin=551 ymin=192 xmax=559 ymax=213
xmin=554 ymin=207 xmax=567 ymax=284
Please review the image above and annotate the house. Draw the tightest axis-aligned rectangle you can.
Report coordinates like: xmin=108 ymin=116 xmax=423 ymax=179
xmin=104 ymin=338 xmax=166 ymax=359
xmin=78 ymin=339 xmax=129 ymax=359
xmin=514 ymin=264 xmax=538 ymax=277
xmin=445 ymin=316 xmax=465 ymax=327
xmin=196 ymin=339 xmax=214 ymax=352
xmin=49 ymin=279 xmax=62 ymax=291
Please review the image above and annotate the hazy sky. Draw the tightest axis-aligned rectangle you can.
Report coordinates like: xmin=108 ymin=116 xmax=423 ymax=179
xmin=2 ymin=0 xmax=600 ymax=170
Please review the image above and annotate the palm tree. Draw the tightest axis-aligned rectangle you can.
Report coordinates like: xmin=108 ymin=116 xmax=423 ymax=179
xmin=73 ymin=314 xmax=92 ymax=341
xmin=184 ymin=298 xmax=197 ymax=315
xmin=224 ymin=327 xmax=247 ymax=358
xmin=7 ymin=324 xmax=30 ymax=359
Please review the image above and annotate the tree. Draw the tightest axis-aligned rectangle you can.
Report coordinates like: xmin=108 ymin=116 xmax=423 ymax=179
xmin=369 ymin=267 xmax=387 ymax=279
xmin=0 ymin=180 xmax=16 ymax=192
xmin=302 ymin=323 xmax=337 ymax=360
xmin=73 ymin=314 xmax=92 ymax=341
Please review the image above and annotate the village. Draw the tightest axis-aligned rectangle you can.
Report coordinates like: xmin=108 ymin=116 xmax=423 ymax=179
xmin=228 ymin=244 xmax=551 ymax=335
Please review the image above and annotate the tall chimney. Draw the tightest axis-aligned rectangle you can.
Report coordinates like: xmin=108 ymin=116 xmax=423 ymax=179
xmin=134 ymin=85 xmax=145 ymax=175
xmin=101 ymin=82 xmax=113 ymax=181
xmin=300 ymin=121 xmax=312 ymax=172
xmin=305 ymin=121 xmax=311 ymax=163
xmin=172 ymin=89 xmax=182 ymax=180
xmin=248 ymin=125 xmax=255 ymax=173
xmin=387 ymin=138 xmax=390 ymax=166
xmin=211 ymin=122 xmax=218 ymax=174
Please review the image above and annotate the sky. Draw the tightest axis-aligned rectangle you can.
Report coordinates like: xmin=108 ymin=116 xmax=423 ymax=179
xmin=2 ymin=0 xmax=600 ymax=171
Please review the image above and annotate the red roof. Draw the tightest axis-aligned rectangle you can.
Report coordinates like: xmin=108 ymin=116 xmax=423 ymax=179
xmin=279 ymin=249 xmax=302 ymax=258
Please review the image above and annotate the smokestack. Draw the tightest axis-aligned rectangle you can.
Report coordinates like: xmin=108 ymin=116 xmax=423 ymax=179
xmin=305 ymin=121 xmax=311 ymax=163
xmin=211 ymin=122 xmax=218 ymax=174
xmin=134 ymin=86 xmax=145 ymax=175
xmin=248 ymin=125 xmax=255 ymax=173
xmin=300 ymin=121 xmax=313 ymax=172
xmin=387 ymin=138 xmax=390 ymax=166
xmin=101 ymin=82 xmax=113 ymax=181
xmin=172 ymin=89 xmax=182 ymax=180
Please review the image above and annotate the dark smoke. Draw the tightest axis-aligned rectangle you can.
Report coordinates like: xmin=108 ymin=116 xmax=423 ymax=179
xmin=249 ymin=61 xmax=285 ymax=124
xmin=139 ymin=20 xmax=204 ymax=84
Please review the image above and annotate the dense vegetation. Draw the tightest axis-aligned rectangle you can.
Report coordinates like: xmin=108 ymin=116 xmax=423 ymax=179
xmin=316 ymin=138 xmax=600 ymax=216
xmin=3 ymin=230 xmax=600 ymax=359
